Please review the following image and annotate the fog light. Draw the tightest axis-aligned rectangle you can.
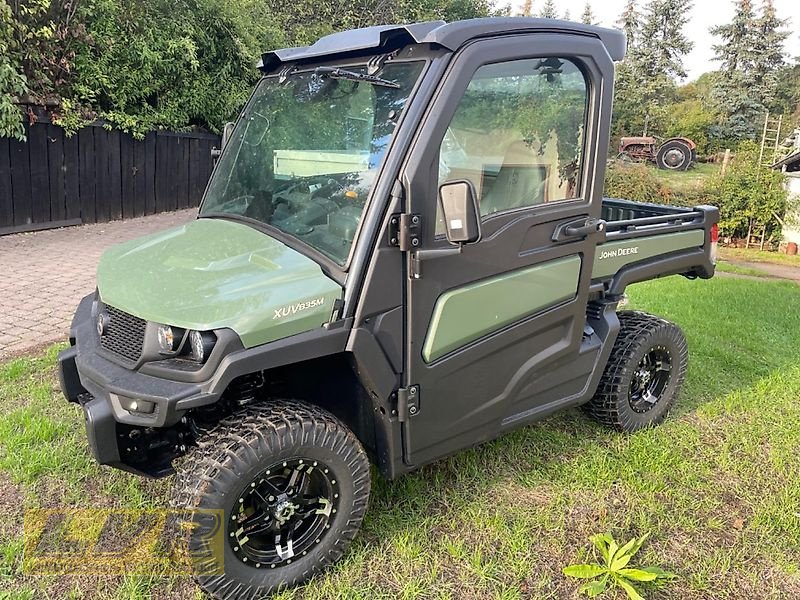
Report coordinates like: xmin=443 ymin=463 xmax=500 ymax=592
xmin=116 ymin=395 xmax=155 ymax=414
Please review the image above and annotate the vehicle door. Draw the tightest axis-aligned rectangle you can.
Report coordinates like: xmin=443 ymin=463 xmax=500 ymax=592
xmin=400 ymin=34 xmax=614 ymax=465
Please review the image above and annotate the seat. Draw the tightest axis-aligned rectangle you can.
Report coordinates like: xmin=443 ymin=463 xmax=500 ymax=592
xmin=480 ymin=140 xmax=547 ymax=215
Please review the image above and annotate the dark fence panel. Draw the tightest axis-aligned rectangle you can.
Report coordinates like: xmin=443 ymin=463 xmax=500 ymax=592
xmin=0 ymin=121 xmax=220 ymax=235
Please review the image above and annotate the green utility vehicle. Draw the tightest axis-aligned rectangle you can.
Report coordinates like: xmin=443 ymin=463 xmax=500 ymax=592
xmin=59 ymin=18 xmax=719 ymax=598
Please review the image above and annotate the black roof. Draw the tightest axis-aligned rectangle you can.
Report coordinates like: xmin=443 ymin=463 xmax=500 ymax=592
xmin=259 ymin=18 xmax=627 ymax=71
xmin=773 ymin=150 xmax=800 ymax=172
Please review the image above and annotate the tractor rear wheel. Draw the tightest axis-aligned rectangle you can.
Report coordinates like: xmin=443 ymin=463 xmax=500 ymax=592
xmin=656 ymin=140 xmax=692 ymax=171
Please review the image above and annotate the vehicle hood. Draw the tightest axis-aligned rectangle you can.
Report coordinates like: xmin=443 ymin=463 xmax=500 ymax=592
xmin=96 ymin=218 xmax=342 ymax=348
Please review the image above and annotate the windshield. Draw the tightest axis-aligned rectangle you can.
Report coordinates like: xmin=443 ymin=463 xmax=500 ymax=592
xmin=200 ymin=61 xmax=425 ymax=264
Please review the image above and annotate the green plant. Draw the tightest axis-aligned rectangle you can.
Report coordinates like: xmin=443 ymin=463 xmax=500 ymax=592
xmin=563 ymin=533 xmax=676 ymax=599
xmin=702 ymin=140 xmax=788 ymax=240
xmin=0 ymin=0 xmax=27 ymax=139
xmin=604 ymin=163 xmax=672 ymax=204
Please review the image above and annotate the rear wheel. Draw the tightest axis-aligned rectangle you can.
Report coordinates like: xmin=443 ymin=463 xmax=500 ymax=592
xmin=584 ymin=311 xmax=688 ymax=432
xmin=171 ymin=401 xmax=371 ymax=599
xmin=656 ymin=140 xmax=692 ymax=171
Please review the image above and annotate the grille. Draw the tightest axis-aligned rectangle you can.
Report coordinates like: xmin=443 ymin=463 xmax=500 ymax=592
xmin=100 ymin=306 xmax=146 ymax=362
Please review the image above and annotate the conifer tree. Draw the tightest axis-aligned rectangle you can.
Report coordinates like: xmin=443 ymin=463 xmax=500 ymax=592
xmin=752 ymin=0 xmax=788 ymax=109
xmin=637 ymin=0 xmax=694 ymax=80
xmin=520 ymin=0 xmax=534 ymax=17
xmin=581 ymin=2 xmax=596 ymax=25
xmin=539 ymin=0 xmax=558 ymax=18
xmin=563 ymin=9 xmax=571 ymax=20
xmin=612 ymin=0 xmax=693 ymax=137
xmin=710 ymin=0 xmax=782 ymax=141
xmin=617 ymin=0 xmax=642 ymax=50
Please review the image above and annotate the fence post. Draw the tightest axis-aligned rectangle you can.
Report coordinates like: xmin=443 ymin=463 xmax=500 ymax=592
xmin=721 ymin=149 xmax=731 ymax=177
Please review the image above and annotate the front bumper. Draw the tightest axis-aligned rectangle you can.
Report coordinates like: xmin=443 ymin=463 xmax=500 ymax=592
xmin=58 ymin=292 xmax=351 ymax=477
xmin=58 ymin=294 xmax=219 ymax=476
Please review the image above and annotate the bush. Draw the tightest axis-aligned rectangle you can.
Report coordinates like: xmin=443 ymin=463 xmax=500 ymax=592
xmin=663 ymin=99 xmax=718 ymax=156
xmin=0 ymin=0 xmax=28 ymax=140
xmin=604 ymin=162 xmax=672 ymax=203
xmin=702 ymin=141 xmax=788 ymax=240
xmin=1 ymin=0 xmax=503 ymax=139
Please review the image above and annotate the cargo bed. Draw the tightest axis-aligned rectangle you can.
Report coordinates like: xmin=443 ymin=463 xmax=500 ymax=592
xmin=594 ymin=198 xmax=719 ymax=294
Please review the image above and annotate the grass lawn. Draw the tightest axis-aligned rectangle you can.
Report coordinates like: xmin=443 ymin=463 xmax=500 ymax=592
xmin=2 ymin=275 xmax=800 ymax=599
xmin=714 ymin=261 xmax=774 ymax=278
xmin=719 ymin=246 xmax=800 ymax=268
xmin=650 ymin=162 xmax=720 ymax=196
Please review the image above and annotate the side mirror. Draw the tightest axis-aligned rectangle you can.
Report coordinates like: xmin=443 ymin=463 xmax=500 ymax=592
xmin=439 ymin=180 xmax=481 ymax=245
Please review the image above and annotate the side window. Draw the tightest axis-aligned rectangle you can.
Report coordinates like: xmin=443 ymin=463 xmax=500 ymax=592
xmin=437 ymin=57 xmax=588 ymax=224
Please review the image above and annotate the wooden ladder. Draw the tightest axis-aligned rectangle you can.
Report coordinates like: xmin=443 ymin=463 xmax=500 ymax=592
xmin=759 ymin=112 xmax=783 ymax=168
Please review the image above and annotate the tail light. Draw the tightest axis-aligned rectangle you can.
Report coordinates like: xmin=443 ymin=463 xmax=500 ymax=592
xmin=710 ymin=223 xmax=719 ymax=265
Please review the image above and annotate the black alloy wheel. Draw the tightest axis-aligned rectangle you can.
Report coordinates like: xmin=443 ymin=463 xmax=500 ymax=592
xmin=172 ymin=400 xmax=371 ymax=600
xmin=584 ymin=311 xmax=688 ymax=432
xmin=628 ymin=345 xmax=672 ymax=413
xmin=229 ymin=458 xmax=338 ymax=568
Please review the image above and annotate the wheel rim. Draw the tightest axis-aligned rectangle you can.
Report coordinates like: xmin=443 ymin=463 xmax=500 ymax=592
xmin=229 ymin=458 xmax=338 ymax=568
xmin=662 ymin=148 xmax=686 ymax=169
xmin=628 ymin=346 xmax=672 ymax=413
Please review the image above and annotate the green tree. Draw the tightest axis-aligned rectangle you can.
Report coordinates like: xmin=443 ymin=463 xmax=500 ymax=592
xmin=612 ymin=0 xmax=692 ymax=139
xmin=260 ymin=0 xmax=501 ymax=46
xmin=0 ymin=0 xmax=27 ymax=139
xmin=774 ymin=60 xmax=800 ymax=127
xmin=520 ymin=0 xmax=533 ymax=16
xmin=581 ymin=2 xmax=596 ymax=25
xmin=611 ymin=1 xmax=645 ymax=139
xmin=703 ymin=140 xmax=788 ymax=239
xmin=64 ymin=0 xmax=283 ymax=136
xmin=709 ymin=0 xmax=787 ymax=144
xmin=752 ymin=0 xmax=788 ymax=110
xmin=660 ymin=74 xmax=719 ymax=155
xmin=0 ymin=0 xmax=503 ymax=139
xmin=637 ymin=0 xmax=694 ymax=81
xmin=617 ymin=0 xmax=642 ymax=49
xmin=539 ymin=0 xmax=557 ymax=18
xmin=664 ymin=100 xmax=717 ymax=155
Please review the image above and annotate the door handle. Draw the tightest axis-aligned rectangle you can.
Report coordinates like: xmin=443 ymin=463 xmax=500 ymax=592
xmin=552 ymin=218 xmax=606 ymax=242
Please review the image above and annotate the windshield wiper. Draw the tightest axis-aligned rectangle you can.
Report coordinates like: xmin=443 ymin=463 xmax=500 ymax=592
xmin=314 ymin=66 xmax=400 ymax=89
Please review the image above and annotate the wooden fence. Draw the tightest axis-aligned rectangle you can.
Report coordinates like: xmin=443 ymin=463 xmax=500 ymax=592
xmin=0 ymin=120 xmax=220 ymax=235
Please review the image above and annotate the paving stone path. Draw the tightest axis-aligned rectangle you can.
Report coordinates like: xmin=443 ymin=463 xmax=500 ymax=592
xmin=0 ymin=209 xmax=195 ymax=360
xmin=2 ymin=210 xmax=800 ymax=362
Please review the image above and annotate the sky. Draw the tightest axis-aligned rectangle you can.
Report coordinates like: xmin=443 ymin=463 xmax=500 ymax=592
xmin=510 ymin=0 xmax=800 ymax=81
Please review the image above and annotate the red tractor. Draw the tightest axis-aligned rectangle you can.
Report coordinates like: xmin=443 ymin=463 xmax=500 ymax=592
xmin=618 ymin=136 xmax=697 ymax=171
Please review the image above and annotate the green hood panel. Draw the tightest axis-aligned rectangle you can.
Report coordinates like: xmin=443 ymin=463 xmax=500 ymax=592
xmin=96 ymin=218 xmax=342 ymax=348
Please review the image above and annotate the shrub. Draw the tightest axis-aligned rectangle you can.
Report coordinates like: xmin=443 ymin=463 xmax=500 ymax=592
xmin=0 ymin=0 xmax=27 ymax=140
xmin=663 ymin=99 xmax=718 ymax=156
xmin=604 ymin=162 xmax=672 ymax=204
xmin=702 ymin=141 xmax=788 ymax=240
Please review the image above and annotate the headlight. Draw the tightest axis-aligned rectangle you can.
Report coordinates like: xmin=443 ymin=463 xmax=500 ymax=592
xmin=189 ymin=330 xmax=217 ymax=363
xmin=157 ymin=325 xmax=182 ymax=353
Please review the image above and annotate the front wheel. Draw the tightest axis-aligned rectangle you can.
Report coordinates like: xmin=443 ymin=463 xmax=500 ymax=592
xmin=171 ymin=401 xmax=371 ymax=599
xmin=584 ymin=311 xmax=688 ymax=432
